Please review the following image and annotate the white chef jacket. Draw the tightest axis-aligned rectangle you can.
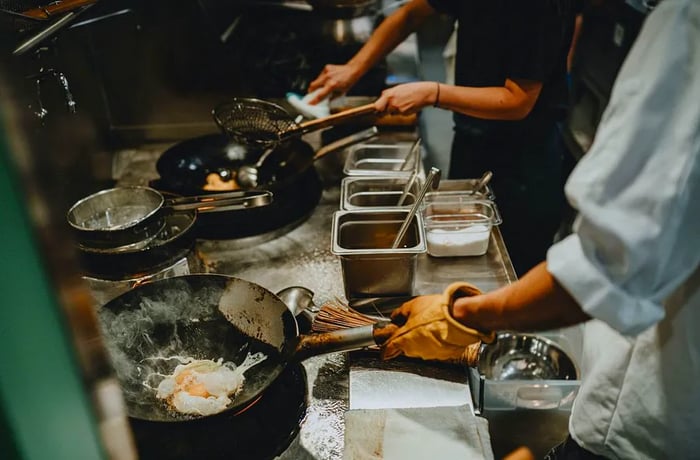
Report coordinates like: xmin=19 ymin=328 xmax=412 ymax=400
xmin=546 ymin=0 xmax=700 ymax=458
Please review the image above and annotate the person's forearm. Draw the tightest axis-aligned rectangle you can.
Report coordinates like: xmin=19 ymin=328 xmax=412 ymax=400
xmin=452 ymin=262 xmax=591 ymax=331
xmin=436 ymin=79 xmax=542 ymax=120
xmin=347 ymin=0 xmax=433 ymax=78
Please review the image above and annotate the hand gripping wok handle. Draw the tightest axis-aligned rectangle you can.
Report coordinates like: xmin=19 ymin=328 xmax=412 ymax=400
xmin=294 ymin=103 xmax=377 ymax=136
xmin=166 ymin=190 xmax=273 ymax=213
xmin=293 ymin=320 xmax=392 ymax=361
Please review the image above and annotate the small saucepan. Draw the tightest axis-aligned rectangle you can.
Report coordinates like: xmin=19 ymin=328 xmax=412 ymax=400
xmin=67 ymin=186 xmax=272 ymax=250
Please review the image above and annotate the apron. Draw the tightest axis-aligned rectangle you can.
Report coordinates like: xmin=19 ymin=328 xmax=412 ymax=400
xmin=448 ymin=115 xmax=565 ymax=276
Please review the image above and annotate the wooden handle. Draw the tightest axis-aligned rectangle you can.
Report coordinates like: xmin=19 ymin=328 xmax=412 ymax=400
xmin=295 ymin=103 xmax=376 ymax=134
xmin=22 ymin=0 xmax=97 ymax=19
xmin=312 ymin=126 xmax=378 ymax=161
xmin=375 ymin=112 xmax=418 ymax=126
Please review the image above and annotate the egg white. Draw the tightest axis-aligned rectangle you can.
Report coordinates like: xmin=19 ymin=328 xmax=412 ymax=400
xmin=150 ymin=352 xmax=267 ymax=416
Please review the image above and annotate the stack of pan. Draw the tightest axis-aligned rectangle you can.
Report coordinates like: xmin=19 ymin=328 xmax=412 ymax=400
xmin=67 ymin=186 xmax=272 ymax=279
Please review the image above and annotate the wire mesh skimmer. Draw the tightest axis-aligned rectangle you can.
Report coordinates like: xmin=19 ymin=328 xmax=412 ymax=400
xmin=212 ymin=98 xmax=376 ymax=148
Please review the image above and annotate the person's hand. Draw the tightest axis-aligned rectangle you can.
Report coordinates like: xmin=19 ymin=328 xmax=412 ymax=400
xmin=374 ymin=81 xmax=438 ymax=114
xmin=380 ymin=282 xmax=495 ymax=363
xmin=307 ymin=63 xmax=361 ymax=104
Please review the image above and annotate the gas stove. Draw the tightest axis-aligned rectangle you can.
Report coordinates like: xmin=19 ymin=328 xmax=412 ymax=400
xmin=128 ymin=363 xmax=308 ymax=460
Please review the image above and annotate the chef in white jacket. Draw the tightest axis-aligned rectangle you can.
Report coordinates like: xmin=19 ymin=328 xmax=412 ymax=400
xmin=379 ymin=0 xmax=700 ymax=458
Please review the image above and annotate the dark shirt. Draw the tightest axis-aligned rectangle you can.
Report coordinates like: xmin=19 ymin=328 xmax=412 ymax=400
xmin=426 ymin=0 xmax=578 ymax=138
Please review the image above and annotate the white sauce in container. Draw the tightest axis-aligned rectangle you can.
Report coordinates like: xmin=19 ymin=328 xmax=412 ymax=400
xmin=426 ymin=224 xmax=491 ymax=257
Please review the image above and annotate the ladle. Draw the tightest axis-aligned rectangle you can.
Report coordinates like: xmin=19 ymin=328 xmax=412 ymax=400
xmin=276 ymin=286 xmax=319 ymax=334
xmin=235 ymin=147 xmax=276 ymax=189
xmin=392 ymin=166 xmax=441 ymax=249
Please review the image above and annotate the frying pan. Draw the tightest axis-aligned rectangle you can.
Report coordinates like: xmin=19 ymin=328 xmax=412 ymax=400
xmin=98 ymin=274 xmax=390 ymax=422
xmin=77 ymin=207 xmax=196 ymax=279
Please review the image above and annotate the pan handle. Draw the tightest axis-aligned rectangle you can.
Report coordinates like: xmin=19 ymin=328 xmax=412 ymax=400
xmin=313 ymin=126 xmax=378 ymax=162
xmin=165 ymin=190 xmax=273 ymax=213
xmin=288 ymin=103 xmax=377 ymax=138
xmin=293 ymin=320 xmax=392 ymax=361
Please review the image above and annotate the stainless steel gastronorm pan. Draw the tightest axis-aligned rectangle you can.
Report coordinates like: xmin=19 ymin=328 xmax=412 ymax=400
xmin=340 ymin=176 xmax=420 ymax=210
xmin=331 ymin=210 xmax=426 ymax=299
xmin=343 ymin=143 xmax=416 ymax=177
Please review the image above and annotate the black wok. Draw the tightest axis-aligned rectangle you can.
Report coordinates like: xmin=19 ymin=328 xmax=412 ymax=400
xmin=153 ymin=135 xmax=322 ymax=239
xmin=153 ymin=128 xmax=376 ymax=239
xmin=98 ymin=274 xmax=389 ymax=422
xmin=155 ymin=135 xmax=316 ymax=195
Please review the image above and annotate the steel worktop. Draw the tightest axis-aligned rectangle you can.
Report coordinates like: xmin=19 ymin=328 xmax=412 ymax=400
xmin=106 ymin=129 xmax=518 ymax=459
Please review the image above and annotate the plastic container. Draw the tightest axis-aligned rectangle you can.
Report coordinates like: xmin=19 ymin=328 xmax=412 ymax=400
xmin=331 ymin=209 xmax=426 ymax=299
xmin=421 ymin=195 xmax=501 ymax=257
xmin=340 ymin=176 xmax=421 ymax=210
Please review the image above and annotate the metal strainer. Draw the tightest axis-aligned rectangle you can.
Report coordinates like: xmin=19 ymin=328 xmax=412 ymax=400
xmin=213 ymin=97 xmax=376 ymax=148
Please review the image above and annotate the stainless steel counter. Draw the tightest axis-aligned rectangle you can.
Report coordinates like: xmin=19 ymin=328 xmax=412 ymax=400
xmin=106 ymin=130 xmax=517 ymax=459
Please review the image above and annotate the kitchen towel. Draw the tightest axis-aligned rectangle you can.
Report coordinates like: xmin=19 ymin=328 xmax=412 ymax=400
xmin=343 ymin=404 xmax=494 ymax=460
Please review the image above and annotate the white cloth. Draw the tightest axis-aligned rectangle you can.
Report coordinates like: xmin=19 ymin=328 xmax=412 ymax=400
xmin=546 ymin=0 xmax=700 ymax=458
xmin=286 ymin=90 xmax=330 ymax=119
xmin=343 ymin=405 xmax=494 ymax=460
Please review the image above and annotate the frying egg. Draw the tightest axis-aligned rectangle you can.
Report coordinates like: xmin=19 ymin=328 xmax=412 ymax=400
xmin=153 ymin=352 xmax=266 ymax=416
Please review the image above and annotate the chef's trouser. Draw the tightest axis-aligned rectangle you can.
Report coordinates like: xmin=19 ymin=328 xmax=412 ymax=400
xmin=448 ymin=118 xmax=565 ymax=277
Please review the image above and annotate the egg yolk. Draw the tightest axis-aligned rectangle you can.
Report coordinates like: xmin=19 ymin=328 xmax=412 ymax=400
xmin=175 ymin=369 xmax=211 ymax=398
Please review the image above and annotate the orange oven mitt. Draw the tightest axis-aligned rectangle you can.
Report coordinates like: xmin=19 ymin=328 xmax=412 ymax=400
xmin=380 ymin=282 xmax=495 ymax=363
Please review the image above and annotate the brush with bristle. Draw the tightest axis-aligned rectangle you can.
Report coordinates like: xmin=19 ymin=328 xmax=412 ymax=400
xmin=311 ymin=299 xmax=384 ymax=333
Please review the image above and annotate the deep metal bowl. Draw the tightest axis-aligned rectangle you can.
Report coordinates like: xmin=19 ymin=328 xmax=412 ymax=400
xmin=478 ymin=332 xmax=579 ymax=381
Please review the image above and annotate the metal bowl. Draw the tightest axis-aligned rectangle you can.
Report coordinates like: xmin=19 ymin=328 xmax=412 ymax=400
xmin=67 ymin=186 xmax=166 ymax=250
xmin=478 ymin=332 xmax=579 ymax=381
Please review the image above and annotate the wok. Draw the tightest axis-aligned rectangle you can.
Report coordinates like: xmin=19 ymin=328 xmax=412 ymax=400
xmin=156 ymin=127 xmax=377 ymax=195
xmin=155 ymin=135 xmax=315 ymax=195
xmin=153 ymin=128 xmax=375 ymax=239
xmin=98 ymin=274 xmax=390 ymax=422
xmin=153 ymin=135 xmax=322 ymax=238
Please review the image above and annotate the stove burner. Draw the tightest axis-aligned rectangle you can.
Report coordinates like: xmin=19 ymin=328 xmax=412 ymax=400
xmin=129 ymin=363 xmax=308 ymax=460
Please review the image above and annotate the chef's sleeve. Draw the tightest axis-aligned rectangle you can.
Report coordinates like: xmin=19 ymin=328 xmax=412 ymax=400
xmin=546 ymin=0 xmax=700 ymax=336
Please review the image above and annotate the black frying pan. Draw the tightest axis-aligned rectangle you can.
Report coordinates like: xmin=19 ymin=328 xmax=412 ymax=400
xmin=98 ymin=274 xmax=389 ymax=422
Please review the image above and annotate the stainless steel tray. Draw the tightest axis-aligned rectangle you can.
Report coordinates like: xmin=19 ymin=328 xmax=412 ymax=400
xmin=343 ymin=143 xmax=417 ymax=177
xmin=340 ymin=176 xmax=420 ymax=210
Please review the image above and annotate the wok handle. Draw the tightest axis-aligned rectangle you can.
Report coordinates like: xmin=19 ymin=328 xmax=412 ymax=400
xmin=291 ymin=103 xmax=377 ymax=137
xmin=313 ymin=126 xmax=378 ymax=161
xmin=165 ymin=190 xmax=272 ymax=213
xmin=294 ymin=320 xmax=392 ymax=361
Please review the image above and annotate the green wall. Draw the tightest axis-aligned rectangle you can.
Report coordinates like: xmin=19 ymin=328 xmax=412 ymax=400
xmin=0 ymin=125 xmax=106 ymax=459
